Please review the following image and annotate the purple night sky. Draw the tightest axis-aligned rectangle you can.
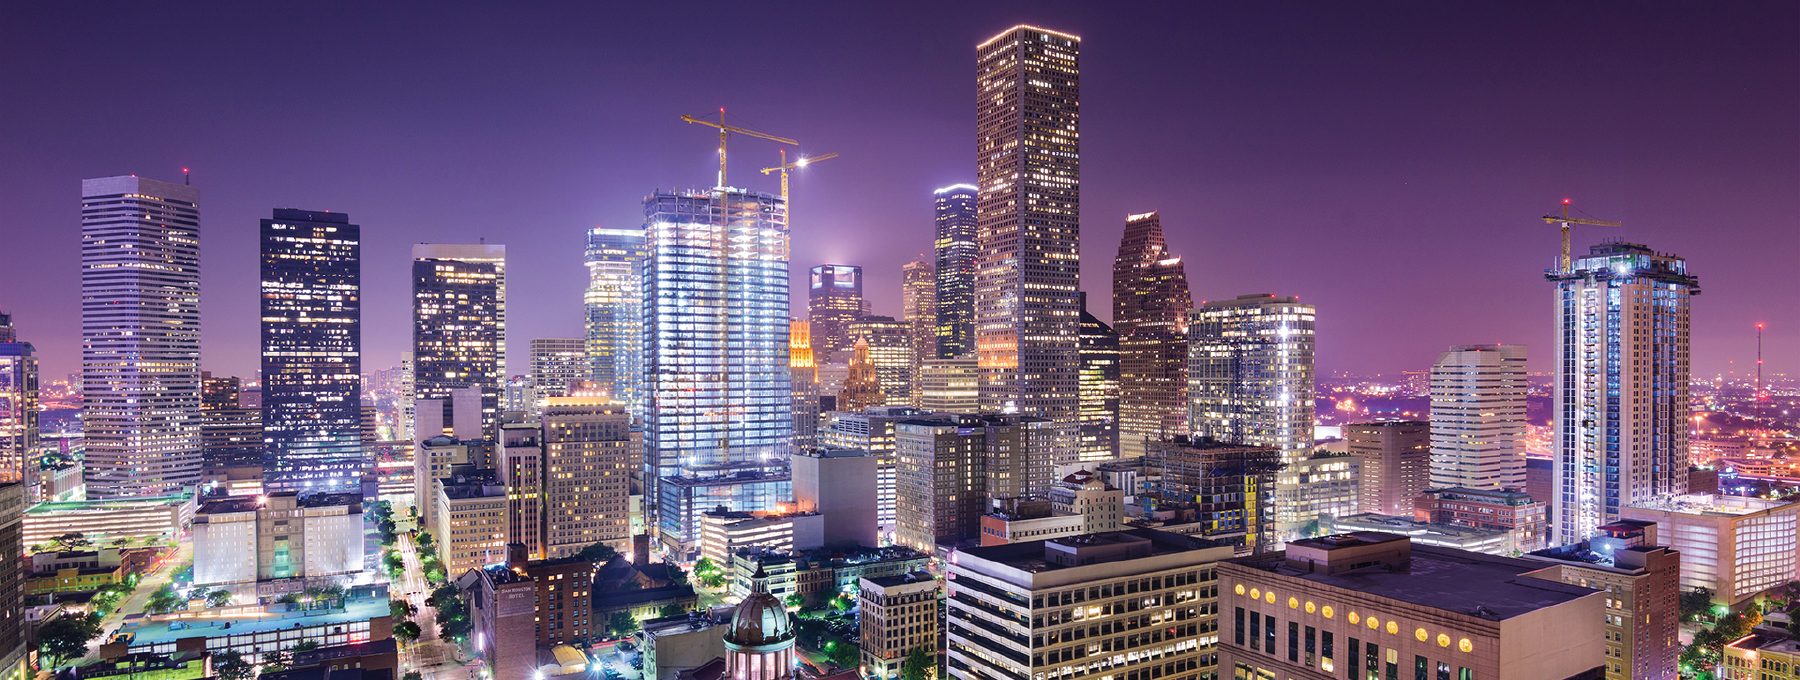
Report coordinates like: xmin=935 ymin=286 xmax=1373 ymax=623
xmin=1 ymin=2 xmax=1794 ymax=383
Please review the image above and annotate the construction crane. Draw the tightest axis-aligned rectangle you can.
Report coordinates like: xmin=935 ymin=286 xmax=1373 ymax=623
xmin=1542 ymin=199 xmax=1623 ymax=271
xmin=760 ymin=149 xmax=839 ymax=205
xmin=681 ymin=109 xmax=798 ymax=189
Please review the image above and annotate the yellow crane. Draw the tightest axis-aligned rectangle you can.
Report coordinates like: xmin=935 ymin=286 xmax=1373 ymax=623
xmin=681 ymin=110 xmax=798 ymax=189
xmin=1542 ymin=199 xmax=1623 ymax=271
xmin=760 ymin=149 xmax=839 ymax=205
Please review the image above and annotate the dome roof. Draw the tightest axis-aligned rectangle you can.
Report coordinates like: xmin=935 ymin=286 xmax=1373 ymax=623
xmin=726 ymin=565 xmax=794 ymax=648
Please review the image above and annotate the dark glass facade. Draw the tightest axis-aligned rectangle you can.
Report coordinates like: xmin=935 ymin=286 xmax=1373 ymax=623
xmin=261 ymin=209 xmax=362 ymax=494
xmin=932 ymin=185 xmax=977 ymax=359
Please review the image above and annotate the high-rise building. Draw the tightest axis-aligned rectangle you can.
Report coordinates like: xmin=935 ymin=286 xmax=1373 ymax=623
xmin=529 ymin=338 xmax=586 ymax=402
xmin=1548 ymin=242 xmax=1698 ymax=545
xmin=641 ymin=189 xmax=792 ymax=558
xmin=398 ymin=352 xmax=415 ymax=441
xmin=919 ymin=358 xmax=979 ymax=413
xmin=81 ymin=175 xmax=203 ymax=499
xmin=975 ymin=25 xmax=1082 ymax=467
xmin=902 ymin=259 xmax=935 ymax=406
xmin=946 ymin=529 xmax=1235 ymax=680
xmin=1146 ymin=437 xmax=1283 ymax=552
xmin=841 ymin=338 xmax=887 ymax=412
xmin=1113 ymin=211 xmax=1193 ymax=457
xmin=849 ymin=315 xmax=911 ymax=406
xmin=0 ymin=483 xmax=23 ymax=680
xmin=933 ymin=184 xmax=978 ymax=359
xmin=584 ymin=227 xmax=645 ymax=410
xmin=819 ymin=406 xmax=937 ymax=532
xmin=0 ymin=313 xmax=37 ymax=489
xmin=859 ymin=572 xmax=939 ymax=680
xmin=1189 ymin=294 xmax=1317 ymax=540
xmin=1347 ymin=422 xmax=1431 ymax=517
xmin=498 ymin=416 xmax=544 ymax=559
xmin=198 ymin=372 xmax=262 ymax=471
xmin=540 ymin=397 xmax=637 ymax=558
xmin=412 ymin=244 xmax=506 ymax=440
xmin=892 ymin=413 xmax=1056 ymax=553
xmin=260 ymin=209 xmax=362 ymax=495
xmin=809 ymin=264 xmax=865 ymax=358
xmin=1429 ymin=344 xmax=1528 ymax=491
xmin=1078 ymin=295 xmax=1119 ymax=462
xmin=1219 ymin=533 xmax=1607 ymax=680
xmin=790 ymin=320 xmax=821 ymax=451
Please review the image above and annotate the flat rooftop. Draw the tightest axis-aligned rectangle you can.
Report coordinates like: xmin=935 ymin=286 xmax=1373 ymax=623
xmin=1230 ymin=544 xmax=1596 ymax=621
xmin=1728 ymin=633 xmax=1800 ymax=655
xmin=1629 ymin=493 xmax=1797 ymax=517
xmin=125 ymin=595 xmax=389 ymax=647
xmin=959 ymin=528 xmax=1232 ymax=574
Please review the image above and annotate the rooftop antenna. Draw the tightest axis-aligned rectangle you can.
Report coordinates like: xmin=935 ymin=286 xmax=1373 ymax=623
xmin=183 ymin=168 xmax=190 ymax=186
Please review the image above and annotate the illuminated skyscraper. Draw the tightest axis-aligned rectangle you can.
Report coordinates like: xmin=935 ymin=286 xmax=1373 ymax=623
xmin=529 ymin=338 xmax=586 ymax=401
xmin=1188 ymin=294 xmax=1316 ymax=540
xmin=1429 ymin=344 xmax=1528 ymax=491
xmin=932 ymin=185 xmax=977 ymax=359
xmin=849 ymin=315 xmax=911 ymax=406
xmin=641 ymin=189 xmax=791 ymax=559
xmin=840 ymin=337 xmax=886 ymax=412
xmin=260 ymin=209 xmax=362 ymax=494
xmin=1112 ymin=211 xmax=1192 ymax=457
xmin=975 ymin=25 xmax=1081 ymax=465
xmin=1077 ymin=295 xmax=1119 ymax=462
xmin=80 ymin=175 xmax=203 ymax=498
xmin=584 ymin=227 xmax=645 ymax=410
xmin=790 ymin=319 xmax=820 ymax=450
xmin=809 ymin=264 xmax=864 ymax=358
xmin=0 ymin=312 xmax=37 ymax=491
xmin=412 ymin=244 xmax=506 ymax=440
xmin=902 ymin=259 xmax=935 ymax=406
xmin=1548 ymin=242 xmax=1697 ymax=546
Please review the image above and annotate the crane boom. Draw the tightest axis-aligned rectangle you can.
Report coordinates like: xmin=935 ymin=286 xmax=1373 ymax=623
xmin=1541 ymin=200 xmax=1623 ymax=271
xmin=759 ymin=151 xmax=839 ymax=205
xmin=681 ymin=112 xmax=799 ymax=188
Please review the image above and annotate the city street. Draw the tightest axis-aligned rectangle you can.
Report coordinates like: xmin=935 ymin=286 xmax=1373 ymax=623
xmin=394 ymin=531 xmax=474 ymax=680
xmin=82 ymin=542 xmax=191 ymax=664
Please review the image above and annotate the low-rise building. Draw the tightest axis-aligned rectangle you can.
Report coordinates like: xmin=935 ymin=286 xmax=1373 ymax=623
xmin=465 ymin=562 xmax=539 ymax=680
xmin=1722 ymin=633 xmax=1800 ymax=680
xmin=1415 ymin=487 xmax=1549 ymax=553
xmin=1327 ymin=513 xmax=1513 ymax=555
xmin=639 ymin=612 xmax=728 ymax=680
xmin=1219 ymin=532 xmax=1606 ymax=680
xmin=25 ymin=548 xmax=124 ymax=594
xmin=1621 ymin=494 xmax=1800 ymax=606
xmin=733 ymin=544 xmax=930 ymax=607
xmin=945 ymin=529 xmax=1237 ymax=680
xmin=699 ymin=509 xmax=825 ymax=569
xmin=859 ymin=572 xmax=939 ymax=680
xmin=22 ymin=492 xmax=195 ymax=548
xmin=192 ymin=492 xmax=364 ymax=586
xmin=1523 ymin=520 xmax=1680 ymax=680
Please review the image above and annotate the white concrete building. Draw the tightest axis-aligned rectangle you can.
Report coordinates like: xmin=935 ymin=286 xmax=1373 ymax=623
xmin=1621 ymin=494 xmax=1800 ymax=605
xmin=1429 ymin=344 xmax=1528 ymax=491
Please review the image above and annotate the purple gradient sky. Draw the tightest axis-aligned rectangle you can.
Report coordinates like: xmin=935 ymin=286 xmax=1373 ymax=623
xmin=1 ymin=2 xmax=1794 ymax=383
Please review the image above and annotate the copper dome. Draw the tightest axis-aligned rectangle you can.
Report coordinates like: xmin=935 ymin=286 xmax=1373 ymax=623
xmin=725 ymin=565 xmax=795 ymax=649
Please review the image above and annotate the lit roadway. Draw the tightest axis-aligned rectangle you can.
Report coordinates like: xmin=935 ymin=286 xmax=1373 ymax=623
xmin=395 ymin=531 xmax=475 ymax=680
xmin=82 ymin=541 xmax=192 ymax=665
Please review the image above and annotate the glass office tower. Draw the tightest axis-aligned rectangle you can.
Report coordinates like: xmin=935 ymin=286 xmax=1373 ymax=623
xmin=260 ymin=209 xmax=362 ymax=494
xmin=932 ymin=184 xmax=977 ymax=359
xmin=412 ymin=244 xmax=506 ymax=439
xmin=584 ymin=227 xmax=645 ymax=411
xmin=641 ymin=188 xmax=792 ymax=559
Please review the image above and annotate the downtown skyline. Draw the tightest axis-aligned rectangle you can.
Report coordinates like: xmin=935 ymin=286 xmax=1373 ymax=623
xmin=1 ymin=2 xmax=1795 ymax=385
